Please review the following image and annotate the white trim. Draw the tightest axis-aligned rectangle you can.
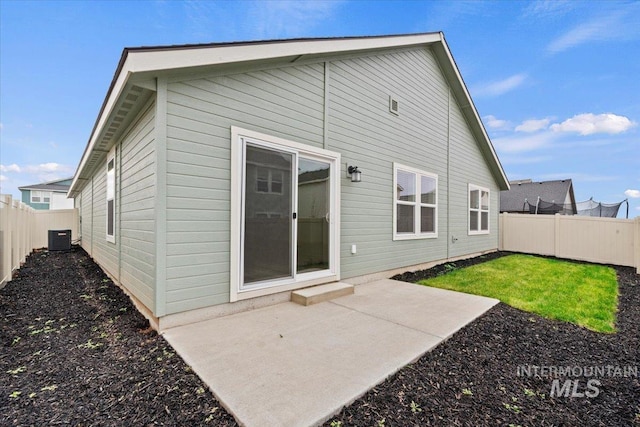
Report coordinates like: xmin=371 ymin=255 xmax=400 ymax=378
xmin=230 ymin=126 xmax=340 ymax=302
xmin=106 ymin=146 xmax=116 ymax=243
xmin=468 ymin=183 xmax=490 ymax=235
xmin=393 ymin=163 xmax=438 ymax=240
xmin=30 ymin=190 xmax=51 ymax=204
xmin=70 ymin=32 xmax=511 ymax=200
xmin=127 ymin=34 xmax=441 ymax=75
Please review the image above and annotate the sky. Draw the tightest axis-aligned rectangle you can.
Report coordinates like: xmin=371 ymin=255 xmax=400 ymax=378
xmin=1 ymin=0 xmax=639 ymax=216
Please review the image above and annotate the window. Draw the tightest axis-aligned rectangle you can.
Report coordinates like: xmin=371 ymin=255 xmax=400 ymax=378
xmin=256 ymin=167 xmax=283 ymax=194
xmin=393 ymin=163 xmax=437 ymax=240
xmin=469 ymin=184 xmax=490 ymax=234
xmin=106 ymin=148 xmax=116 ymax=243
xmin=31 ymin=191 xmax=51 ymax=204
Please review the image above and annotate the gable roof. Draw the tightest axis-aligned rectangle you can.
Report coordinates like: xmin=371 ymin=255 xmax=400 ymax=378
xmin=69 ymin=33 xmax=509 ymax=197
xmin=500 ymin=179 xmax=576 ymax=213
xmin=19 ymin=177 xmax=73 ymax=193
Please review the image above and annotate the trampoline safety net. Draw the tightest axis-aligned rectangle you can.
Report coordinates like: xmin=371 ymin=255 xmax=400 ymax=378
xmin=525 ymin=198 xmax=629 ymax=218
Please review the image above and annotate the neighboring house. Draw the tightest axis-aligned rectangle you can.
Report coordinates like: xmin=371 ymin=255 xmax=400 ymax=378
xmin=19 ymin=178 xmax=74 ymax=210
xmin=68 ymin=33 xmax=510 ymax=329
xmin=500 ymin=179 xmax=577 ymax=215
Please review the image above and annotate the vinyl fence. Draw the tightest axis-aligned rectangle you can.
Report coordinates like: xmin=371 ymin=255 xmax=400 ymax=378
xmin=0 ymin=194 xmax=79 ymax=288
xmin=499 ymin=213 xmax=640 ymax=273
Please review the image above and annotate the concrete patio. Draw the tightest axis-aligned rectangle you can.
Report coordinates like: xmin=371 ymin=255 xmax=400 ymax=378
xmin=162 ymin=279 xmax=499 ymax=427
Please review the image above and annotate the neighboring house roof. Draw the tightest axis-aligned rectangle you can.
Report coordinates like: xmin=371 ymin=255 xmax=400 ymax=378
xmin=69 ymin=33 xmax=510 ymax=197
xmin=500 ymin=179 xmax=576 ymax=214
xmin=19 ymin=177 xmax=73 ymax=193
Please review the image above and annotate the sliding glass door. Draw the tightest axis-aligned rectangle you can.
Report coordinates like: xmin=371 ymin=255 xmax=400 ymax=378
xmin=240 ymin=137 xmax=336 ymax=291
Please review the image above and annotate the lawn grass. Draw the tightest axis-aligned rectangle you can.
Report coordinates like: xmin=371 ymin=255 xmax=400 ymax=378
xmin=419 ymin=254 xmax=619 ymax=333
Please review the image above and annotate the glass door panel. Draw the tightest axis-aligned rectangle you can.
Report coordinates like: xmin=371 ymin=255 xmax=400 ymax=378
xmin=296 ymin=157 xmax=330 ymax=274
xmin=243 ymin=144 xmax=293 ymax=284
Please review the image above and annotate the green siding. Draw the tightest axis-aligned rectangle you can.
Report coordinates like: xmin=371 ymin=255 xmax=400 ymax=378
xmin=75 ymin=100 xmax=157 ymax=314
xmin=329 ymin=48 xmax=450 ymax=278
xmin=90 ymin=161 xmax=119 ymax=277
xmin=160 ymin=46 xmax=502 ymax=314
xmin=164 ymin=63 xmax=325 ymax=314
xmin=447 ymin=95 xmax=500 ymax=257
xmin=119 ymin=101 xmax=157 ymax=312
xmin=80 ymin=179 xmax=93 ymax=256
xmin=20 ymin=190 xmax=49 ymax=210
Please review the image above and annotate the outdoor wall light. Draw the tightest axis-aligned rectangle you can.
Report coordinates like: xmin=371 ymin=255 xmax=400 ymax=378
xmin=348 ymin=165 xmax=362 ymax=183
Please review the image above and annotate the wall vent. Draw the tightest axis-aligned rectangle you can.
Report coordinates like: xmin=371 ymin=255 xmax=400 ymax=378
xmin=389 ymin=96 xmax=399 ymax=115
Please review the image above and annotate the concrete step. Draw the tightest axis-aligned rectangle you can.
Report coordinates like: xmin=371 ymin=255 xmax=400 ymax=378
xmin=291 ymin=282 xmax=354 ymax=306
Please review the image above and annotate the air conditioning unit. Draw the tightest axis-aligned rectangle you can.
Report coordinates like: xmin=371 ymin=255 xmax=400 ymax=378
xmin=48 ymin=230 xmax=71 ymax=251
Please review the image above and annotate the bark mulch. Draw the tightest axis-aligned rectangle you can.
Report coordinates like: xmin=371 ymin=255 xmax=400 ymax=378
xmin=2 ymin=247 xmax=639 ymax=426
xmin=1 ymin=246 xmax=237 ymax=426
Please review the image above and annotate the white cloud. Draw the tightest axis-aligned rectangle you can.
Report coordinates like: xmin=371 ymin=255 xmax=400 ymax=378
xmin=550 ymin=113 xmax=636 ymax=135
xmin=473 ymin=73 xmax=527 ymax=97
xmin=484 ymin=115 xmax=510 ymax=130
xmin=625 ymin=189 xmax=640 ymax=198
xmin=524 ymin=0 xmax=577 ymax=18
xmin=24 ymin=163 xmax=69 ymax=173
xmin=0 ymin=163 xmax=21 ymax=173
xmin=0 ymin=174 xmax=6 ymax=182
xmin=547 ymin=6 xmax=640 ymax=53
xmin=515 ymin=118 xmax=551 ymax=133
xmin=492 ymin=131 xmax=556 ymax=153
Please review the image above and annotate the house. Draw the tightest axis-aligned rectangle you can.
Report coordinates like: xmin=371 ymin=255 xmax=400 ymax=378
xmin=19 ymin=177 xmax=74 ymax=210
xmin=68 ymin=33 xmax=510 ymax=329
xmin=500 ymin=179 xmax=577 ymax=215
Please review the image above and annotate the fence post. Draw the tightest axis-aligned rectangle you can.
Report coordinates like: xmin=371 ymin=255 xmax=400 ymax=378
xmin=554 ymin=213 xmax=561 ymax=258
xmin=635 ymin=216 xmax=640 ymax=275
xmin=499 ymin=213 xmax=504 ymax=251
xmin=0 ymin=195 xmax=10 ymax=287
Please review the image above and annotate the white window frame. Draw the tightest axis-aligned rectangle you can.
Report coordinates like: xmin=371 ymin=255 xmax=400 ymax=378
xmin=106 ymin=147 xmax=116 ymax=243
xmin=255 ymin=167 xmax=284 ymax=194
xmin=468 ymin=184 xmax=490 ymax=235
xmin=393 ymin=163 xmax=438 ymax=240
xmin=31 ymin=190 xmax=51 ymax=204
xmin=230 ymin=126 xmax=341 ymax=302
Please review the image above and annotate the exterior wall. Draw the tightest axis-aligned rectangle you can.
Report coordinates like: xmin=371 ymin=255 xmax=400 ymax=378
xmin=50 ymin=192 xmax=74 ymax=210
xmin=164 ymin=63 xmax=325 ymax=314
xmin=119 ymin=101 xmax=157 ymax=312
xmin=160 ymin=46 xmax=503 ymax=315
xmin=20 ymin=190 xmax=49 ymax=210
xmin=447 ymin=94 xmax=500 ymax=258
xmin=80 ymin=181 xmax=93 ymax=256
xmin=90 ymin=160 xmax=119 ymax=277
xmin=328 ymin=47 xmax=499 ymax=278
xmin=329 ymin=48 xmax=449 ymax=278
xmin=75 ymin=100 xmax=157 ymax=314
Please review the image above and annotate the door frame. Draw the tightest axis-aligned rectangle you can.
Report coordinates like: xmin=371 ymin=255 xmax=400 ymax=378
xmin=230 ymin=126 xmax=341 ymax=302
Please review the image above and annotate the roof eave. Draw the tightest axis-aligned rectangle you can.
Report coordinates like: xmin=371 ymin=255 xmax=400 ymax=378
xmin=68 ymin=33 xmax=444 ymax=197
xmin=69 ymin=32 xmax=510 ymax=196
xmin=431 ymin=36 xmax=510 ymax=191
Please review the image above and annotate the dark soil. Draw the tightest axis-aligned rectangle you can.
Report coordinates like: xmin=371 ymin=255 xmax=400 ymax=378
xmin=2 ymin=248 xmax=638 ymax=426
xmin=1 ymin=246 xmax=238 ymax=426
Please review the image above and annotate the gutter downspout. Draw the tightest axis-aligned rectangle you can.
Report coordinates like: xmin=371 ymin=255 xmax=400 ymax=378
xmin=323 ymin=61 xmax=331 ymax=150
xmin=446 ymin=87 xmax=451 ymax=259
